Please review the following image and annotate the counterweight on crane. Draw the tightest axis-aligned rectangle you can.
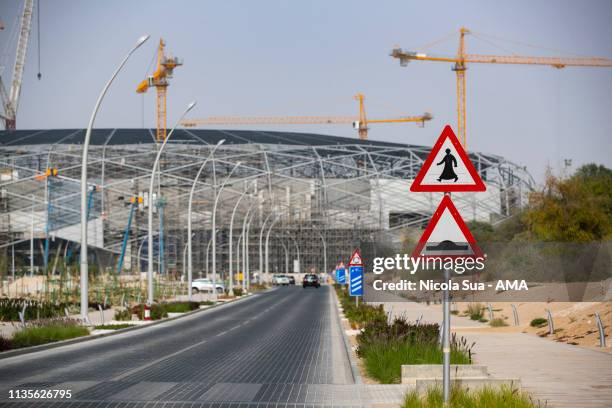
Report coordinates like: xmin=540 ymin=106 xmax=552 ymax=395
xmin=390 ymin=27 xmax=612 ymax=148
xmin=136 ymin=39 xmax=182 ymax=142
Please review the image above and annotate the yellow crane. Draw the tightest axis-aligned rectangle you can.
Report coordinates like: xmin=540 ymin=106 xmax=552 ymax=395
xmin=181 ymin=93 xmax=432 ymax=140
xmin=390 ymin=27 xmax=612 ymax=148
xmin=136 ymin=38 xmax=182 ymax=142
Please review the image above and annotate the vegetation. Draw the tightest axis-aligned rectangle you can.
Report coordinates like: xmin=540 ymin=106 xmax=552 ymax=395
xmin=131 ymin=303 xmax=168 ymax=320
xmin=489 ymin=318 xmax=508 ymax=327
xmin=335 ymin=284 xmax=386 ymax=328
xmin=356 ymin=317 xmax=473 ymax=384
xmin=94 ymin=324 xmax=133 ymax=330
xmin=530 ymin=317 xmax=548 ymax=328
xmin=162 ymin=301 xmax=200 ymax=313
xmin=0 ymin=298 xmax=68 ymax=321
xmin=465 ymin=303 xmax=485 ymax=321
xmin=7 ymin=319 xmax=89 ymax=350
xmin=199 ymin=300 xmax=215 ymax=306
xmin=233 ymin=287 xmax=244 ymax=297
xmin=403 ymin=385 xmax=541 ymax=408
xmin=113 ymin=308 xmax=133 ymax=321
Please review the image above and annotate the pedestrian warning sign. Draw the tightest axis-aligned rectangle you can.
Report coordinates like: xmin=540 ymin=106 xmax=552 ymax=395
xmin=410 ymin=125 xmax=486 ymax=192
xmin=412 ymin=195 xmax=483 ymax=259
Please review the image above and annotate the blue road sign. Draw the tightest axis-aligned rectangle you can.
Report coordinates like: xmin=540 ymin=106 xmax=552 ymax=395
xmin=349 ymin=265 xmax=363 ymax=296
xmin=336 ymin=267 xmax=346 ymax=284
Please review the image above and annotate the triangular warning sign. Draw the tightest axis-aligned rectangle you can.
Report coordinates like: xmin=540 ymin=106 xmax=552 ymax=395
xmin=411 ymin=125 xmax=486 ymax=192
xmin=348 ymin=249 xmax=363 ymax=266
xmin=412 ymin=195 xmax=484 ymax=259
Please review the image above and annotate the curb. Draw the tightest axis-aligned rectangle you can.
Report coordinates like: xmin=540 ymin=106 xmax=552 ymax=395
xmin=0 ymin=290 xmax=266 ymax=360
xmin=331 ymin=288 xmax=362 ymax=384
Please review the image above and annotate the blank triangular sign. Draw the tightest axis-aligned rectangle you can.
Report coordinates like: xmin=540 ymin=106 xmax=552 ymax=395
xmin=412 ymin=195 xmax=484 ymax=259
xmin=411 ymin=125 xmax=486 ymax=192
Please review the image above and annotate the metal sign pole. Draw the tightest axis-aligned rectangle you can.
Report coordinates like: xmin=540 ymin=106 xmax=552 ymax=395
xmin=442 ymin=191 xmax=451 ymax=403
xmin=442 ymin=266 xmax=451 ymax=402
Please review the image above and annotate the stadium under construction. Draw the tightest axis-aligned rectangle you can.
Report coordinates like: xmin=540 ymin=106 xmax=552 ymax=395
xmin=0 ymin=128 xmax=535 ymax=280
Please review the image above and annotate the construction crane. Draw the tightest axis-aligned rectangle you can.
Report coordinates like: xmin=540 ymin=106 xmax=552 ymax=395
xmin=136 ymin=38 xmax=182 ymax=142
xmin=0 ymin=0 xmax=34 ymax=130
xmin=390 ymin=27 xmax=612 ymax=148
xmin=182 ymin=93 xmax=432 ymax=140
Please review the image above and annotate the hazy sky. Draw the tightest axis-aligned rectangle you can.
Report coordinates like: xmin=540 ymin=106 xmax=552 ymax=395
xmin=1 ymin=0 xmax=611 ymax=183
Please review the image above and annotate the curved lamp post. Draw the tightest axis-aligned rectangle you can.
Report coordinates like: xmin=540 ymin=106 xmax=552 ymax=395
xmin=80 ymin=35 xmax=149 ymax=322
xmin=211 ymin=161 xmax=242 ymax=300
xmin=147 ymin=101 xmax=197 ymax=305
xmin=228 ymin=185 xmax=251 ymax=296
xmin=187 ymin=139 xmax=225 ymax=300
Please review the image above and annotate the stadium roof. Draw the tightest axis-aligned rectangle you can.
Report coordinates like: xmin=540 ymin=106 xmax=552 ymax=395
xmin=0 ymin=128 xmax=414 ymax=148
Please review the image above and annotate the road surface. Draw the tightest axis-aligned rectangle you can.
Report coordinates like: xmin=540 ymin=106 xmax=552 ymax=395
xmin=0 ymin=286 xmax=362 ymax=407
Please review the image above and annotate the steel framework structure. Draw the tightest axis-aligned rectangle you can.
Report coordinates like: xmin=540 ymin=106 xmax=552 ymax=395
xmin=0 ymin=128 xmax=534 ymax=279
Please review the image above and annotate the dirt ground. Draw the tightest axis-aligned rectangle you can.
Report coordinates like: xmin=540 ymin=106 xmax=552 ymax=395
xmin=454 ymin=301 xmax=612 ymax=352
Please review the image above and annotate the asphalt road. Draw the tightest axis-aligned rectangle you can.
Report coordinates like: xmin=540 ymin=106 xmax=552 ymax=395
xmin=0 ymin=285 xmax=356 ymax=407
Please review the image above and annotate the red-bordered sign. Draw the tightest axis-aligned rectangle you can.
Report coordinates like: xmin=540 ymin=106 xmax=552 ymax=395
xmin=410 ymin=125 xmax=486 ymax=192
xmin=412 ymin=195 xmax=484 ymax=259
xmin=348 ymin=249 xmax=363 ymax=266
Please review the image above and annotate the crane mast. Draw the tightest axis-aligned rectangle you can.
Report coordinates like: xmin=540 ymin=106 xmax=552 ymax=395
xmin=391 ymin=27 xmax=612 ymax=149
xmin=1 ymin=0 xmax=34 ymax=130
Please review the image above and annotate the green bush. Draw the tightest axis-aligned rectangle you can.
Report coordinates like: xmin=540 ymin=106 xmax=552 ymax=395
xmin=113 ymin=309 xmax=132 ymax=321
xmin=163 ymin=301 xmax=199 ymax=313
xmin=199 ymin=300 xmax=215 ymax=306
xmin=465 ymin=303 xmax=485 ymax=321
xmin=233 ymin=288 xmax=244 ymax=297
xmin=489 ymin=318 xmax=508 ymax=327
xmin=356 ymin=317 xmax=473 ymax=384
xmin=530 ymin=317 xmax=548 ymax=328
xmin=10 ymin=321 xmax=89 ymax=349
xmin=132 ymin=303 xmax=168 ymax=320
xmin=0 ymin=298 xmax=70 ymax=321
xmin=403 ymin=385 xmax=539 ymax=408
xmin=335 ymin=284 xmax=386 ymax=328
xmin=94 ymin=324 xmax=133 ymax=330
xmin=0 ymin=336 xmax=12 ymax=352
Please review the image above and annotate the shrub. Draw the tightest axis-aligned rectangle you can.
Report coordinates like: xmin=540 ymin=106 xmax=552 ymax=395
xmin=0 ymin=336 xmax=12 ymax=352
xmin=0 ymin=298 xmax=70 ymax=322
xmin=466 ymin=303 xmax=485 ymax=321
xmin=357 ymin=317 xmax=474 ymax=384
xmin=94 ymin=324 xmax=133 ymax=330
xmin=489 ymin=318 xmax=508 ymax=327
xmin=199 ymin=300 xmax=215 ymax=306
xmin=233 ymin=288 xmax=244 ymax=297
xmin=530 ymin=317 xmax=548 ymax=328
xmin=10 ymin=320 xmax=89 ymax=349
xmin=163 ymin=301 xmax=199 ymax=313
xmin=403 ymin=385 xmax=539 ymax=408
xmin=113 ymin=309 xmax=132 ymax=321
xmin=132 ymin=303 xmax=168 ymax=320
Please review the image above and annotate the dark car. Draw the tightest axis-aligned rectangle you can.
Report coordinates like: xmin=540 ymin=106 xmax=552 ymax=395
xmin=288 ymin=275 xmax=296 ymax=285
xmin=303 ymin=274 xmax=320 ymax=288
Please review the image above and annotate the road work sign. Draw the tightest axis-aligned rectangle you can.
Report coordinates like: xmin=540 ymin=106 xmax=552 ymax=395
xmin=412 ymin=195 xmax=483 ymax=260
xmin=348 ymin=249 xmax=364 ymax=296
xmin=410 ymin=125 xmax=486 ymax=192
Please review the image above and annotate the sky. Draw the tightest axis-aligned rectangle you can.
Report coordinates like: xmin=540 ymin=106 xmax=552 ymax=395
xmin=1 ymin=0 xmax=611 ymax=183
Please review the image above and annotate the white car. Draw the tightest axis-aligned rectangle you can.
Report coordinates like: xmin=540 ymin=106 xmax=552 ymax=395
xmin=192 ymin=278 xmax=225 ymax=293
xmin=272 ymin=274 xmax=290 ymax=286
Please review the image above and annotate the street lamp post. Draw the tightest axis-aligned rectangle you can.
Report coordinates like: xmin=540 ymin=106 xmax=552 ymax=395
xmin=80 ymin=35 xmax=149 ymax=322
xmin=147 ymin=101 xmax=197 ymax=305
xmin=211 ymin=162 xmax=242 ymax=300
xmin=187 ymin=139 xmax=225 ymax=300
xmin=228 ymin=184 xmax=251 ymax=296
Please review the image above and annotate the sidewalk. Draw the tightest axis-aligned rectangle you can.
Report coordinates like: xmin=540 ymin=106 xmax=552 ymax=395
xmin=382 ymin=300 xmax=612 ymax=408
